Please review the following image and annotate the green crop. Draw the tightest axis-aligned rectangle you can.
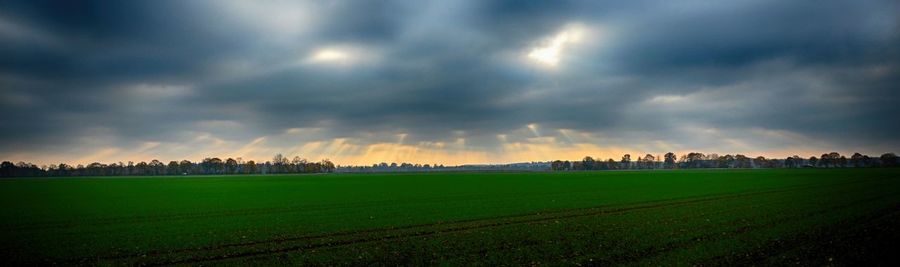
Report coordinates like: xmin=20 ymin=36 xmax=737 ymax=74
xmin=1 ymin=169 xmax=897 ymax=265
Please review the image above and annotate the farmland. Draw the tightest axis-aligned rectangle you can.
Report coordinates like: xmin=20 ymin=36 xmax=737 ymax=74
xmin=1 ymin=169 xmax=898 ymax=265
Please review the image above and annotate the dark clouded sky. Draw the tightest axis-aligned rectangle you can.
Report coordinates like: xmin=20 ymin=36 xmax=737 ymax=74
xmin=1 ymin=0 xmax=898 ymax=165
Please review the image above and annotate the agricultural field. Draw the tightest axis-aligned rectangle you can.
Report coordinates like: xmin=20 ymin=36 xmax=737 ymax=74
xmin=1 ymin=169 xmax=898 ymax=265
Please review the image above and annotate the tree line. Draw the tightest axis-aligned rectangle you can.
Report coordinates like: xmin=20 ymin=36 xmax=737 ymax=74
xmin=0 ymin=154 xmax=335 ymax=178
xmin=337 ymin=162 xmax=550 ymax=172
xmin=4 ymin=151 xmax=898 ymax=177
xmin=550 ymin=152 xmax=900 ymax=171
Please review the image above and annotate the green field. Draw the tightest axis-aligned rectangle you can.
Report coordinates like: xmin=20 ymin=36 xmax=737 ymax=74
xmin=1 ymin=169 xmax=898 ymax=265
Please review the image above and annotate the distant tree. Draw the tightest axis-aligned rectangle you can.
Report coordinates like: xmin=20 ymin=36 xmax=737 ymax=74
xmin=582 ymin=156 xmax=596 ymax=171
xmin=734 ymin=155 xmax=751 ymax=168
xmin=785 ymin=155 xmax=802 ymax=168
xmin=1 ymin=161 xmax=43 ymax=177
xmin=135 ymin=161 xmax=149 ymax=175
xmin=320 ymin=159 xmax=335 ymax=173
xmin=720 ymin=155 xmax=735 ymax=168
xmin=828 ymin=152 xmax=841 ymax=167
xmin=114 ymin=162 xmax=124 ymax=175
xmin=85 ymin=162 xmax=103 ymax=176
xmin=861 ymin=154 xmax=873 ymax=167
xmin=292 ymin=157 xmax=307 ymax=173
xmin=850 ymin=153 xmax=864 ymax=168
xmin=201 ymin=158 xmax=224 ymax=174
xmin=272 ymin=154 xmax=288 ymax=173
xmin=149 ymin=160 xmax=165 ymax=175
xmin=551 ymin=160 xmax=567 ymax=171
xmin=881 ymin=153 xmax=899 ymax=167
xmin=817 ymin=152 xmax=842 ymax=168
xmin=824 ymin=152 xmax=837 ymax=167
xmin=62 ymin=164 xmax=75 ymax=176
xmin=601 ymin=159 xmax=612 ymax=170
xmin=225 ymin=158 xmax=238 ymax=174
xmin=0 ymin=154 xmax=337 ymax=177
xmin=808 ymin=156 xmax=818 ymax=167
xmin=550 ymin=160 xmax=560 ymax=171
xmin=167 ymin=161 xmax=179 ymax=175
xmin=641 ymin=154 xmax=656 ymax=169
xmin=819 ymin=154 xmax=830 ymax=167
xmin=664 ymin=152 xmax=677 ymax=169
xmin=0 ymin=161 xmax=14 ymax=177
xmin=570 ymin=161 xmax=582 ymax=170
xmin=685 ymin=152 xmax=705 ymax=168
xmin=123 ymin=161 xmax=132 ymax=175
xmin=621 ymin=154 xmax=631 ymax=169
xmin=244 ymin=160 xmax=258 ymax=174
xmin=179 ymin=160 xmax=192 ymax=174
xmin=753 ymin=156 xmax=770 ymax=168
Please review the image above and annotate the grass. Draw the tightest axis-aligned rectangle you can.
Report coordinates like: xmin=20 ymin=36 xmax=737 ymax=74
xmin=1 ymin=169 xmax=898 ymax=265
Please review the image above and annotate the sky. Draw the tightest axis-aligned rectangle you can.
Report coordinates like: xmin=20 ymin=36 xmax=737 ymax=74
xmin=1 ymin=0 xmax=899 ymax=166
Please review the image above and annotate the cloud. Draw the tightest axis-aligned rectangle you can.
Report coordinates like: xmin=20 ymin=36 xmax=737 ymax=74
xmin=1 ymin=0 xmax=899 ymax=166
xmin=0 ymin=15 xmax=59 ymax=48
xmin=127 ymin=84 xmax=193 ymax=99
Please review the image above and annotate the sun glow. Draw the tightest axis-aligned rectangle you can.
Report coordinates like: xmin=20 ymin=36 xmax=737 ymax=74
xmin=527 ymin=24 xmax=587 ymax=67
xmin=304 ymin=45 xmax=380 ymax=67
xmin=309 ymin=48 xmax=350 ymax=63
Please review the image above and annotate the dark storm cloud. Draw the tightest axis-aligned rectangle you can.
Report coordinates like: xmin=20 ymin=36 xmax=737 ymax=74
xmin=1 ymin=1 xmax=230 ymax=80
xmin=603 ymin=1 xmax=900 ymax=73
xmin=1 ymin=0 xmax=899 ymax=163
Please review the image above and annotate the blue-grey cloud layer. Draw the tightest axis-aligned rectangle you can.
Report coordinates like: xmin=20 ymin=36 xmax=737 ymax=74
xmin=1 ymin=0 xmax=898 ymax=163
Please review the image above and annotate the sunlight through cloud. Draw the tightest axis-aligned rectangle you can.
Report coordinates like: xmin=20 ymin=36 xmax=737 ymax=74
xmin=304 ymin=45 xmax=379 ymax=67
xmin=527 ymin=23 xmax=588 ymax=67
xmin=310 ymin=49 xmax=349 ymax=63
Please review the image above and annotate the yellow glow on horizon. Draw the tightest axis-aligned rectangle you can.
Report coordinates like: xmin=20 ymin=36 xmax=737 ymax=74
xmin=11 ymin=140 xmax=849 ymax=168
xmin=9 ymin=126 xmax=850 ymax=168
